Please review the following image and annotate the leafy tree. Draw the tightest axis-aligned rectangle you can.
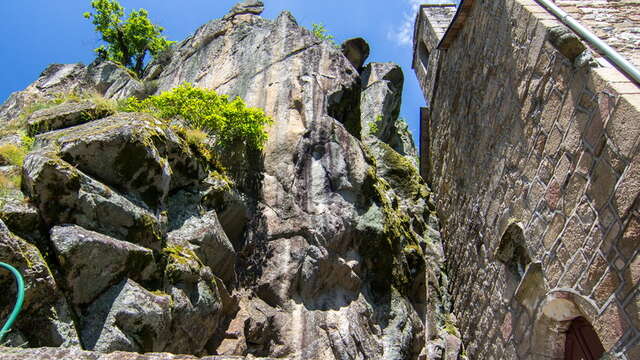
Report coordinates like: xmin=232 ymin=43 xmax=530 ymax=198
xmin=312 ymin=23 xmax=337 ymax=46
xmin=83 ymin=0 xmax=173 ymax=76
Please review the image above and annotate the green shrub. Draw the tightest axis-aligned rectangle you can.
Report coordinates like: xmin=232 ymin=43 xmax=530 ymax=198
xmin=122 ymin=83 xmax=272 ymax=150
xmin=0 ymin=144 xmax=27 ymax=167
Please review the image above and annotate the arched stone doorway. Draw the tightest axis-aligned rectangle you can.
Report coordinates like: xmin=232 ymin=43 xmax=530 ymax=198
xmin=564 ymin=317 xmax=605 ymax=360
xmin=530 ymin=291 xmax=606 ymax=359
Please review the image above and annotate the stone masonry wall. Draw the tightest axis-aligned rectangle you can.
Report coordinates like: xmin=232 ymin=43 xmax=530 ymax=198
xmin=414 ymin=0 xmax=640 ymax=358
xmin=413 ymin=4 xmax=457 ymax=180
xmin=413 ymin=4 xmax=457 ymax=106
xmin=554 ymin=0 xmax=640 ymax=68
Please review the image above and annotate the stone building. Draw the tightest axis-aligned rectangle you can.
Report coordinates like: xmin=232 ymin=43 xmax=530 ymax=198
xmin=413 ymin=0 xmax=640 ymax=358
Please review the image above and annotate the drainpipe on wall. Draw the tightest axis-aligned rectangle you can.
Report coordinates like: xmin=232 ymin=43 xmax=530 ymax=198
xmin=536 ymin=0 xmax=640 ymax=85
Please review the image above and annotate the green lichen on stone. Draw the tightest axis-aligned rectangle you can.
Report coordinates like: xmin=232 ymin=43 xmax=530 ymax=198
xmin=162 ymin=243 xmax=204 ymax=284
xmin=359 ymin=164 xmax=425 ymax=296
xmin=379 ymin=142 xmax=429 ymax=199
xmin=163 ymin=244 xmax=201 ymax=266
xmin=443 ymin=313 xmax=460 ymax=337
xmin=150 ymin=289 xmax=174 ymax=307
xmin=126 ymin=213 xmax=162 ymax=247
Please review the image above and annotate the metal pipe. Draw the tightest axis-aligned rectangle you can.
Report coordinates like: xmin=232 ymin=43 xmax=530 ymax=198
xmin=0 ymin=262 xmax=25 ymax=343
xmin=536 ymin=0 xmax=640 ymax=85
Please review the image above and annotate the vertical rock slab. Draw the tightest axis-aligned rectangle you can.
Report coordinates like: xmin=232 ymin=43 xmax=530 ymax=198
xmin=150 ymin=5 xmax=432 ymax=359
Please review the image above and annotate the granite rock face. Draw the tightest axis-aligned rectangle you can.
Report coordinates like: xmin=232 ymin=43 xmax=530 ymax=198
xmin=0 ymin=2 xmax=454 ymax=359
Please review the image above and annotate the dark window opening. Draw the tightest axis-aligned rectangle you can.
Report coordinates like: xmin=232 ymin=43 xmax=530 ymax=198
xmin=418 ymin=41 xmax=430 ymax=74
xmin=496 ymin=223 xmax=531 ymax=281
xmin=565 ymin=317 xmax=605 ymax=360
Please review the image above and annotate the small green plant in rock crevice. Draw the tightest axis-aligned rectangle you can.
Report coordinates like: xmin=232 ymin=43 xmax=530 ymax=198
xmin=312 ymin=23 xmax=338 ymax=47
xmin=121 ymin=83 xmax=272 ymax=151
xmin=368 ymin=115 xmax=383 ymax=135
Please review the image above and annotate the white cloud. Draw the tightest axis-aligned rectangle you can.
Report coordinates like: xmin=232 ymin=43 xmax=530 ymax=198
xmin=389 ymin=0 xmax=448 ymax=46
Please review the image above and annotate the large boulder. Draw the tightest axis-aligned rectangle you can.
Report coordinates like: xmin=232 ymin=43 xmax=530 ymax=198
xmin=341 ymin=37 xmax=370 ymax=71
xmin=80 ymin=279 xmax=173 ymax=353
xmin=26 ymin=100 xmax=114 ymax=136
xmin=22 ymin=149 xmax=164 ymax=251
xmin=162 ymin=236 xmax=237 ymax=355
xmin=35 ymin=113 xmax=205 ymax=209
xmin=0 ymin=60 xmax=140 ymax=125
xmin=50 ymin=225 xmax=157 ymax=305
xmin=227 ymin=0 xmax=264 ymax=17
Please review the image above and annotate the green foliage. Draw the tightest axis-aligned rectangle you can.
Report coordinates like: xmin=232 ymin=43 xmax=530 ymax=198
xmin=0 ymin=134 xmax=33 ymax=168
xmin=0 ymin=133 xmax=35 ymax=198
xmin=20 ymin=133 xmax=35 ymax=151
xmin=122 ymin=83 xmax=272 ymax=151
xmin=443 ymin=313 xmax=460 ymax=337
xmin=0 ymin=144 xmax=26 ymax=167
xmin=369 ymin=115 xmax=383 ymax=135
xmin=368 ymin=122 xmax=379 ymax=135
xmin=312 ymin=23 xmax=337 ymax=46
xmin=84 ymin=0 xmax=173 ymax=76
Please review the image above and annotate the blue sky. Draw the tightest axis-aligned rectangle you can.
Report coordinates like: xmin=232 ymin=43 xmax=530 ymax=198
xmin=0 ymin=0 xmax=451 ymax=146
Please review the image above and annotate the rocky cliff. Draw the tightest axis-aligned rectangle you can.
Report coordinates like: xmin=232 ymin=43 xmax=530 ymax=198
xmin=0 ymin=2 xmax=459 ymax=359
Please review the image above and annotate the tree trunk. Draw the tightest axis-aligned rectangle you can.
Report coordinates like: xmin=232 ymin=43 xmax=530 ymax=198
xmin=134 ymin=51 xmax=146 ymax=77
xmin=116 ymin=27 xmax=130 ymax=68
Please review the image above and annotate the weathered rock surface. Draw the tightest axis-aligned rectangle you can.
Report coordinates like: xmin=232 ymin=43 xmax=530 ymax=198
xmin=167 ymin=210 xmax=236 ymax=285
xmin=0 ymin=61 xmax=141 ymax=125
xmin=0 ymin=2 xmax=455 ymax=359
xmin=360 ymin=62 xmax=417 ymax=166
xmin=0 ymin=346 xmax=275 ymax=359
xmin=227 ymin=0 xmax=264 ymax=17
xmin=27 ymin=100 xmax=114 ymax=136
xmin=0 ymin=198 xmax=42 ymax=244
xmin=22 ymin=148 xmax=164 ymax=251
xmin=51 ymin=225 xmax=156 ymax=305
xmin=80 ymin=279 xmax=172 ymax=353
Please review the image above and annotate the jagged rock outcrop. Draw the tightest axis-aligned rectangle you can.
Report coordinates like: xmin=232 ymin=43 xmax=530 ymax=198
xmin=0 ymin=2 xmax=456 ymax=359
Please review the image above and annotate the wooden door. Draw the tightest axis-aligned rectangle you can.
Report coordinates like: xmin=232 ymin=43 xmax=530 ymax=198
xmin=564 ymin=317 xmax=605 ymax=360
